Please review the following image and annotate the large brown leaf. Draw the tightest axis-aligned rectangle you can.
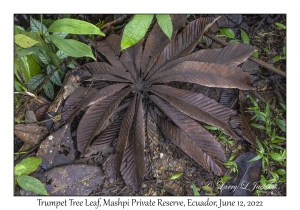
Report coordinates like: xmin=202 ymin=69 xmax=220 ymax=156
xmin=149 ymin=85 xmax=236 ymax=122
xmin=150 ymin=89 xmax=239 ymax=140
xmin=62 ymin=87 xmax=98 ymax=122
xmin=91 ymin=34 xmax=133 ymax=81
xmin=147 ymin=17 xmax=217 ymax=78
xmin=77 ymin=87 xmax=132 ymax=153
xmin=152 ymin=43 xmax=257 ymax=76
xmin=79 ymin=62 xmax=132 ymax=81
xmin=149 ymin=95 xmax=226 ymax=166
xmin=92 ymin=114 xmax=124 ymax=147
xmin=103 ymin=94 xmax=137 ymax=184
xmin=148 ymin=61 xmax=253 ymax=90
xmin=149 ymin=108 xmax=225 ymax=175
xmin=89 ymin=73 xmax=130 ymax=83
xmin=133 ymin=38 xmax=144 ymax=78
xmin=14 ymin=124 xmax=48 ymax=146
xmin=120 ymin=94 xmax=145 ymax=192
xmin=63 ymin=83 xmax=129 ymax=124
xmin=120 ymin=47 xmax=138 ymax=81
xmin=141 ymin=15 xmax=187 ymax=76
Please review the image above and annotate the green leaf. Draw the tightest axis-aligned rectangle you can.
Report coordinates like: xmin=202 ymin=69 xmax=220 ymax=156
xmin=47 ymin=34 xmax=95 ymax=60
xmin=203 ymin=125 xmax=218 ymax=130
xmin=275 ymin=118 xmax=286 ymax=127
xmin=191 ymin=184 xmax=200 ymax=196
xmin=17 ymin=46 xmax=47 ymax=57
xmin=248 ymin=154 xmax=262 ymax=162
xmin=202 ymin=186 xmax=213 ymax=192
xmin=37 ymin=52 xmax=51 ymax=65
xmin=240 ymin=29 xmax=250 ymax=44
xmin=265 ymin=103 xmax=270 ymax=118
xmin=269 ymin=171 xmax=279 ymax=181
xmin=251 ymin=123 xmax=266 ymax=130
xmin=46 ymin=64 xmax=62 ymax=86
xmin=17 ymin=175 xmax=48 ymax=195
xmin=220 ymin=175 xmax=231 ymax=183
xmin=14 ymin=157 xmax=42 ymax=176
xmin=14 ymin=81 xmax=27 ymax=92
xmin=168 ymin=172 xmax=183 ymax=180
xmin=53 ymin=32 xmax=68 ymax=39
xmin=121 ymin=14 xmax=154 ymax=51
xmin=56 ymin=50 xmax=68 ymax=60
xmin=156 ymin=14 xmax=173 ymax=40
xmin=30 ymin=16 xmax=49 ymax=37
xmin=255 ymin=138 xmax=264 ymax=153
xmin=252 ymin=51 xmax=259 ymax=58
xmin=282 ymin=46 xmax=286 ymax=56
xmin=275 ymin=22 xmax=286 ymax=30
xmin=269 ymin=152 xmax=283 ymax=162
xmin=28 ymin=74 xmax=45 ymax=91
xmin=275 ymin=169 xmax=286 ymax=176
xmin=43 ymin=80 xmax=55 ymax=99
xmin=14 ymin=25 xmax=25 ymax=35
xmin=275 ymin=118 xmax=286 ymax=132
xmin=67 ymin=60 xmax=77 ymax=69
xmin=14 ymin=34 xmax=39 ymax=48
xmin=273 ymin=56 xmax=281 ymax=62
xmin=263 ymin=47 xmax=269 ymax=53
xmin=248 ymin=95 xmax=258 ymax=107
xmin=220 ymin=28 xmax=235 ymax=38
xmin=228 ymin=39 xmax=240 ymax=44
xmin=48 ymin=18 xmax=105 ymax=36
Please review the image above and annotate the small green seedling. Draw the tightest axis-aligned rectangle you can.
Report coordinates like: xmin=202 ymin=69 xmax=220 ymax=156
xmin=222 ymin=155 xmax=238 ymax=174
xmin=240 ymin=29 xmax=250 ymax=44
xmin=219 ymin=28 xmax=235 ymax=39
xmin=275 ymin=22 xmax=286 ymax=30
xmin=202 ymin=186 xmax=216 ymax=196
xmin=168 ymin=172 xmax=183 ymax=180
xmin=191 ymin=183 xmax=200 ymax=196
xmin=14 ymin=157 xmax=48 ymax=195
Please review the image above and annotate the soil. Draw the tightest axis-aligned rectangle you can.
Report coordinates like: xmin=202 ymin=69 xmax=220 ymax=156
xmin=14 ymin=14 xmax=286 ymax=196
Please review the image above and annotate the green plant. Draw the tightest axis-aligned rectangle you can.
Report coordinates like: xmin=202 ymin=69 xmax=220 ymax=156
xmin=120 ymin=14 xmax=173 ymax=50
xmin=273 ymin=22 xmax=286 ymax=62
xmin=219 ymin=28 xmax=235 ymax=39
xmin=14 ymin=157 xmax=48 ymax=195
xmin=191 ymin=183 xmax=200 ymax=196
xmin=204 ymin=125 xmax=234 ymax=147
xmin=246 ymin=95 xmax=286 ymax=195
xmin=222 ymin=154 xmax=238 ymax=174
xmin=168 ymin=172 xmax=183 ymax=180
xmin=14 ymin=16 xmax=104 ymax=99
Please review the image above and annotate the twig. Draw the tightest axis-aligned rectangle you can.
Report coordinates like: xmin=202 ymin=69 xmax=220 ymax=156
xmin=203 ymin=32 xmax=286 ymax=77
xmin=100 ymin=15 xmax=130 ymax=30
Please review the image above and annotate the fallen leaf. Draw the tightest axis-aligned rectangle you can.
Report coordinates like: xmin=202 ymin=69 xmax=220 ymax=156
xmin=219 ymin=152 xmax=262 ymax=196
xmin=14 ymin=124 xmax=48 ymax=146
xmin=44 ymin=164 xmax=105 ymax=195
xmin=36 ymin=124 xmax=75 ymax=170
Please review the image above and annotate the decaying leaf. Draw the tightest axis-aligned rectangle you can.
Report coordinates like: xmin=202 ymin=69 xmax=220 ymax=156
xmin=220 ymin=152 xmax=262 ymax=196
xmin=61 ymin=15 xmax=256 ymax=192
xmin=15 ymin=95 xmax=50 ymax=122
xmin=45 ymin=164 xmax=104 ymax=195
xmin=14 ymin=124 xmax=48 ymax=146
xmin=36 ymin=124 xmax=75 ymax=170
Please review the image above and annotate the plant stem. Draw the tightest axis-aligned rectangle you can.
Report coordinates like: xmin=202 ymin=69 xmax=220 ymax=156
xmin=203 ymin=32 xmax=286 ymax=77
